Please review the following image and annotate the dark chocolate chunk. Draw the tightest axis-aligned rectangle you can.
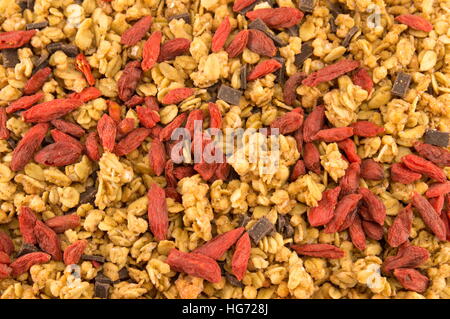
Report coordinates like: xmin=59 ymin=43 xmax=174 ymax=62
xmin=206 ymin=81 xmax=221 ymax=101
xmin=283 ymin=224 xmax=294 ymax=238
xmin=118 ymin=267 xmax=130 ymax=281
xmin=217 ymin=85 xmax=242 ymax=106
xmin=240 ymin=65 xmax=248 ymax=90
xmin=276 ymin=215 xmax=286 ymax=233
xmin=328 ymin=1 xmax=346 ymax=17
xmin=274 ymin=56 xmax=286 ymax=84
xmin=16 ymin=243 xmax=40 ymax=258
xmin=26 ymin=21 xmax=49 ymax=30
xmin=27 ymin=0 xmax=35 ymax=10
xmin=33 ymin=51 xmax=49 ymax=71
xmin=168 ymin=13 xmax=191 ymax=24
xmin=79 ymin=186 xmax=97 ymax=205
xmin=342 ymin=26 xmax=359 ymax=47
xmin=329 ymin=17 xmax=337 ymax=33
xmin=424 ymin=130 xmax=449 ymax=147
xmin=1 ymin=49 xmax=19 ymax=68
xmin=82 ymin=254 xmax=106 ymax=263
xmin=94 ymin=281 xmax=110 ymax=298
xmin=7 ymin=138 xmax=17 ymax=149
xmin=287 ymin=25 xmax=299 ymax=37
xmin=299 ymin=0 xmax=315 ymax=13
xmin=248 ymin=18 xmax=286 ymax=47
xmin=238 ymin=214 xmax=250 ymax=228
xmin=17 ymin=0 xmax=27 ymax=10
xmin=294 ymin=42 xmax=313 ymax=67
xmin=95 ymin=273 xmax=113 ymax=284
xmin=225 ymin=273 xmax=244 ymax=288
xmin=391 ymin=72 xmax=411 ymax=98
xmin=248 ymin=217 xmax=274 ymax=243
xmin=47 ymin=43 xmax=79 ymax=57
xmin=47 ymin=42 xmax=63 ymax=54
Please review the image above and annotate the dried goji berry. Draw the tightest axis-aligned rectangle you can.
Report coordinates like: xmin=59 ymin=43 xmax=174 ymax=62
xmin=352 ymin=68 xmax=373 ymax=93
xmin=231 ymin=232 xmax=251 ymax=281
xmin=212 ymin=17 xmax=231 ymax=53
xmin=97 ymin=114 xmax=117 ymax=152
xmin=162 ymin=88 xmax=194 ymax=105
xmin=107 ymin=100 xmax=122 ymax=123
xmin=324 ymin=193 xmax=362 ymax=233
xmin=194 ymin=227 xmax=245 ymax=260
xmin=185 ymin=109 xmax=204 ymax=136
xmin=51 ymin=119 xmax=85 ymax=138
xmin=194 ymin=162 xmax=218 ymax=182
xmin=34 ymin=142 xmax=82 ymax=167
xmin=0 ymin=30 xmax=36 ymax=49
xmin=118 ymin=61 xmax=142 ymax=102
xmin=339 ymin=162 xmax=360 ymax=196
xmin=63 ymin=240 xmax=87 ymax=265
xmin=426 ymin=182 xmax=450 ymax=198
xmin=270 ymin=111 xmax=303 ymax=135
xmin=67 ymin=87 xmax=102 ymax=102
xmin=393 ymin=268 xmax=429 ymax=293
xmin=337 ymin=138 xmax=361 ymax=163
xmin=85 ymin=131 xmax=101 ymax=161
xmin=349 ymin=215 xmax=366 ymax=251
xmin=360 ymin=159 xmax=384 ymax=181
xmin=135 ymin=106 xmax=160 ymax=129
xmin=208 ymin=102 xmax=222 ymax=129
xmin=23 ymin=67 xmax=52 ymax=95
xmin=0 ymin=264 xmax=11 ymax=279
xmin=149 ymin=138 xmax=166 ymax=176
xmin=147 ymin=183 xmax=168 ymax=241
xmin=167 ymin=248 xmax=222 ymax=283
xmin=0 ymin=231 xmax=15 ymax=255
xmin=358 ymin=187 xmax=386 ymax=226
xmin=312 ymin=127 xmax=354 ymax=142
xmin=302 ymin=59 xmax=360 ymax=87
xmin=165 ymin=187 xmax=181 ymax=202
xmin=390 ymin=162 xmax=422 ymax=184
xmin=124 ymin=95 xmax=144 ymax=107
xmin=6 ymin=92 xmax=43 ymax=114
xmin=294 ymin=128 xmax=303 ymax=154
xmin=0 ymin=251 xmax=10 ymax=264
xmin=246 ymin=7 xmax=304 ymax=29
xmin=114 ymin=128 xmax=151 ymax=156
xmin=165 ymin=160 xmax=177 ymax=188
xmin=233 ymin=0 xmax=256 ymax=12
xmin=159 ymin=112 xmax=187 ymax=141
xmin=120 ymin=16 xmax=153 ymax=46
xmin=283 ymin=72 xmax=306 ymax=106
xmin=34 ymin=220 xmax=62 ymax=261
xmin=145 ymin=96 xmax=160 ymax=111
xmin=247 ymin=29 xmax=276 ymax=57
xmin=0 ymin=107 xmax=9 ymax=140
xmin=395 ymin=14 xmax=433 ymax=32
xmin=247 ymin=59 xmax=282 ymax=81
xmin=142 ymin=31 xmax=162 ymax=71
xmin=362 ymin=220 xmax=384 ymax=240
xmin=308 ymin=186 xmax=341 ymax=227
xmin=75 ymin=53 xmax=95 ymax=86
xmin=117 ymin=118 xmax=135 ymax=136
xmin=290 ymin=160 xmax=306 ymax=181
xmin=226 ymin=30 xmax=249 ymax=58
xmin=303 ymin=105 xmax=325 ymax=143
xmin=429 ymin=195 xmax=444 ymax=215
xmin=401 ymin=154 xmax=446 ymax=183
xmin=173 ymin=166 xmax=196 ymax=180
xmin=387 ymin=204 xmax=413 ymax=247
xmin=382 ymin=243 xmax=429 ymax=274
xmin=45 ymin=214 xmax=81 ymax=233
xmin=338 ymin=207 xmax=358 ymax=232
xmin=10 ymin=252 xmax=51 ymax=276
xmin=350 ymin=121 xmax=384 ymax=137
xmin=291 ymin=243 xmax=345 ymax=259
xmin=22 ymin=98 xmax=83 ymax=123
xmin=213 ymin=162 xmax=231 ymax=181
xmin=413 ymin=141 xmax=450 ymax=167
xmin=303 ymin=142 xmax=321 ymax=174
xmin=158 ymin=38 xmax=191 ymax=62
xmin=411 ymin=192 xmax=446 ymax=241
xmin=11 ymin=122 xmax=49 ymax=171
xmin=18 ymin=206 xmax=37 ymax=245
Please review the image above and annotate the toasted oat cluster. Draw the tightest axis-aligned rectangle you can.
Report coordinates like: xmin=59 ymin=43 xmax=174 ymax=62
xmin=0 ymin=0 xmax=449 ymax=299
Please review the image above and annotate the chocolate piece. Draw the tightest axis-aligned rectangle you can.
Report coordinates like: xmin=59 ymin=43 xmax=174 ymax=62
xmin=1 ymin=49 xmax=19 ymax=68
xmin=168 ymin=13 xmax=191 ymax=24
xmin=329 ymin=17 xmax=337 ymax=33
xmin=118 ymin=267 xmax=130 ymax=282
xmin=294 ymin=42 xmax=313 ymax=67
xmin=33 ymin=51 xmax=49 ymax=71
xmin=238 ymin=214 xmax=250 ymax=228
xmin=79 ymin=186 xmax=97 ymax=205
xmin=47 ymin=43 xmax=79 ymax=57
xmin=276 ymin=215 xmax=286 ymax=233
xmin=27 ymin=0 xmax=35 ymax=10
xmin=342 ymin=26 xmax=359 ymax=47
xmin=95 ymin=273 xmax=113 ymax=284
xmin=26 ymin=21 xmax=49 ymax=30
xmin=287 ymin=25 xmax=299 ymax=37
xmin=7 ymin=138 xmax=17 ymax=149
xmin=82 ymin=254 xmax=106 ymax=263
xmin=391 ymin=72 xmax=411 ymax=98
xmin=283 ymin=224 xmax=294 ymax=238
xmin=225 ymin=273 xmax=244 ymax=288
xmin=248 ymin=217 xmax=275 ymax=243
xmin=239 ymin=0 xmax=273 ymax=14
xmin=299 ymin=0 xmax=315 ymax=13
xmin=16 ymin=243 xmax=40 ymax=258
xmin=217 ymin=85 xmax=242 ymax=106
xmin=206 ymin=82 xmax=221 ymax=101
xmin=274 ymin=56 xmax=286 ymax=84
xmin=248 ymin=18 xmax=286 ymax=47
xmin=17 ymin=0 xmax=27 ymax=10
xmin=240 ymin=65 xmax=248 ymax=90
xmin=94 ymin=281 xmax=110 ymax=298
xmin=328 ymin=1 xmax=346 ymax=17
xmin=424 ymin=130 xmax=449 ymax=147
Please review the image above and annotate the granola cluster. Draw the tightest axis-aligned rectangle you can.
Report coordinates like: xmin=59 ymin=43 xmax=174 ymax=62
xmin=0 ymin=0 xmax=449 ymax=299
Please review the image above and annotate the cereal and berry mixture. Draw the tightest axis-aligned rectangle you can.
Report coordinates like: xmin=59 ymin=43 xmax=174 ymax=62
xmin=0 ymin=0 xmax=449 ymax=299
